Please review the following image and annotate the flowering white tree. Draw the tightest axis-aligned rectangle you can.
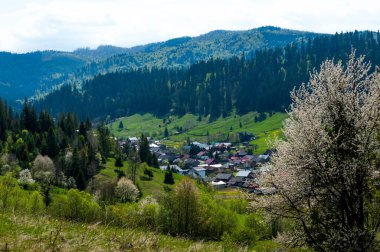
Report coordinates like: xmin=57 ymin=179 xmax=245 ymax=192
xmin=31 ymin=155 xmax=55 ymax=183
xmin=267 ymin=52 xmax=380 ymax=251
xmin=18 ymin=169 xmax=35 ymax=185
xmin=115 ymin=177 xmax=139 ymax=202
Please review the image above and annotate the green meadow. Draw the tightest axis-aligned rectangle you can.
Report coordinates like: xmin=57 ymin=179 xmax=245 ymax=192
xmin=109 ymin=112 xmax=287 ymax=154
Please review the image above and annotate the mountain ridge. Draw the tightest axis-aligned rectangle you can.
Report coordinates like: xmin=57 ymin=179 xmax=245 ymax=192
xmin=0 ymin=26 xmax=318 ymax=106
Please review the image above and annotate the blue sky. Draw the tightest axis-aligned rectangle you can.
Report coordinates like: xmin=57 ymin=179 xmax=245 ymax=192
xmin=0 ymin=0 xmax=379 ymax=53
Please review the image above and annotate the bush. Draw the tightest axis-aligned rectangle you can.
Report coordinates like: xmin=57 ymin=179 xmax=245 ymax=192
xmin=49 ymin=189 xmax=101 ymax=222
xmin=143 ymin=168 xmax=154 ymax=178
xmin=87 ymin=175 xmax=117 ymax=203
xmin=0 ymin=174 xmax=45 ymax=214
xmin=198 ymin=194 xmax=238 ymax=239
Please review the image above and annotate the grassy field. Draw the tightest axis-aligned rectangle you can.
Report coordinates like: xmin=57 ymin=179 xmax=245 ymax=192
xmin=214 ymin=187 xmax=246 ymax=200
xmin=109 ymin=112 xmax=287 ymax=154
xmin=99 ymin=158 xmax=184 ymax=197
xmin=0 ymin=213 xmax=227 ymax=252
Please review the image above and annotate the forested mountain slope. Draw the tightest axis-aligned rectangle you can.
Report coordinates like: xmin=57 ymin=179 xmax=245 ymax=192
xmin=0 ymin=51 xmax=87 ymax=104
xmin=35 ymin=31 xmax=380 ymax=120
xmin=0 ymin=26 xmax=316 ymax=106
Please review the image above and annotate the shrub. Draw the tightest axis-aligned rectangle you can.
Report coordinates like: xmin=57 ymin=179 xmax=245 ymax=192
xmin=49 ymin=189 xmax=101 ymax=222
xmin=88 ymin=174 xmax=117 ymax=203
xmin=0 ymin=174 xmax=45 ymax=214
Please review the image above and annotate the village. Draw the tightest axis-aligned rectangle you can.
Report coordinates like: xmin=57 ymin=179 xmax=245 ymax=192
xmin=119 ymin=132 xmax=276 ymax=195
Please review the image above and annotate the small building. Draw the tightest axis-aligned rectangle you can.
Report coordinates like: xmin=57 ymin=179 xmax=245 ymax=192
xmin=236 ymin=170 xmax=255 ymax=179
xmin=205 ymin=158 xmax=217 ymax=165
xmin=258 ymin=154 xmax=270 ymax=162
xmin=253 ymin=187 xmax=276 ymax=195
xmin=211 ymin=181 xmax=227 ymax=189
xmin=215 ymin=173 xmax=233 ymax=182
xmin=159 ymin=164 xmax=181 ymax=172
xmin=182 ymin=145 xmax=192 ymax=153
xmin=227 ymin=176 xmax=245 ymax=187
xmin=209 ymin=164 xmax=223 ymax=169
xmin=189 ymin=167 xmax=206 ymax=179
xmin=196 ymin=151 xmax=206 ymax=157
xmin=127 ymin=137 xmax=139 ymax=144
xmin=237 ymin=150 xmax=247 ymax=157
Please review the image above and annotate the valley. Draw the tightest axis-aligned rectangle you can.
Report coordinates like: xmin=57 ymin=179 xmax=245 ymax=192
xmin=0 ymin=17 xmax=380 ymax=251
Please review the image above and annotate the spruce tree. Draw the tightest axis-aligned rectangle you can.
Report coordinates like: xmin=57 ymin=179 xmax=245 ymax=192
xmin=46 ymin=127 xmax=58 ymax=158
xmin=115 ymin=155 xmax=123 ymax=168
xmin=118 ymin=121 xmax=124 ymax=129
xmin=139 ymin=134 xmax=150 ymax=164
xmin=164 ymin=168 xmax=175 ymax=184
xmin=79 ymin=121 xmax=87 ymax=137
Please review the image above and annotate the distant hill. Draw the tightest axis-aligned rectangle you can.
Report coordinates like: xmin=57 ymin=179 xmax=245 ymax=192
xmin=0 ymin=51 xmax=87 ymax=105
xmin=73 ymin=26 xmax=317 ymax=74
xmin=0 ymin=26 xmax=318 ymax=106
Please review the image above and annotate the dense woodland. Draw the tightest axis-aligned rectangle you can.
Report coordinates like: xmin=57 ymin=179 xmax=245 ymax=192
xmin=36 ymin=31 xmax=380 ymax=120
xmin=0 ymin=98 xmax=113 ymax=190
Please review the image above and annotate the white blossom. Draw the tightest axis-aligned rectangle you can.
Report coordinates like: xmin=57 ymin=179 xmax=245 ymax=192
xmin=115 ymin=177 xmax=139 ymax=202
xmin=264 ymin=51 xmax=380 ymax=251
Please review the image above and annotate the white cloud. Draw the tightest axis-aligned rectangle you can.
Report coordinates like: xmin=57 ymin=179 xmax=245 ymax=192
xmin=0 ymin=0 xmax=379 ymax=52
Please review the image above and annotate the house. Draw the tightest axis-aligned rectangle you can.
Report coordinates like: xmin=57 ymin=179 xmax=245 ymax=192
xmin=158 ymin=153 xmax=177 ymax=164
xmin=175 ymin=167 xmax=188 ymax=175
xmin=253 ymin=187 xmax=276 ymax=195
xmin=205 ymin=166 xmax=218 ymax=175
xmin=127 ymin=137 xmax=139 ymax=144
xmin=236 ymin=170 xmax=255 ymax=179
xmin=182 ymin=145 xmax=192 ymax=153
xmin=205 ymin=158 xmax=217 ymax=165
xmin=221 ymin=163 xmax=231 ymax=169
xmin=258 ymin=154 xmax=270 ymax=162
xmin=118 ymin=140 xmax=127 ymax=148
xmin=237 ymin=150 xmax=247 ymax=157
xmin=199 ymin=155 xmax=210 ymax=161
xmin=172 ymin=158 xmax=182 ymax=165
xmin=149 ymin=143 xmax=159 ymax=148
xmin=219 ymin=151 xmax=231 ymax=162
xmin=149 ymin=143 xmax=160 ymax=153
xmin=242 ymin=181 xmax=259 ymax=189
xmin=211 ymin=181 xmax=227 ymax=189
xmin=184 ymin=158 xmax=200 ymax=169
xmin=214 ymin=173 xmax=233 ymax=182
xmin=159 ymin=164 xmax=181 ymax=171
xmin=189 ymin=167 xmax=206 ymax=179
xmin=192 ymin=141 xmax=210 ymax=150
xmin=196 ymin=151 xmax=206 ymax=158
xmin=160 ymin=165 xmax=188 ymax=175
xmin=227 ymin=176 xmax=244 ymax=187
xmin=209 ymin=164 xmax=223 ymax=169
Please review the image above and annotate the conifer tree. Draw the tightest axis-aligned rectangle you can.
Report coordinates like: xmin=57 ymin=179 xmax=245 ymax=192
xmin=164 ymin=167 xmax=175 ymax=185
xmin=139 ymin=134 xmax=150 ymax=164
xmin=118 ymin=121 xmax=124 ymax=129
